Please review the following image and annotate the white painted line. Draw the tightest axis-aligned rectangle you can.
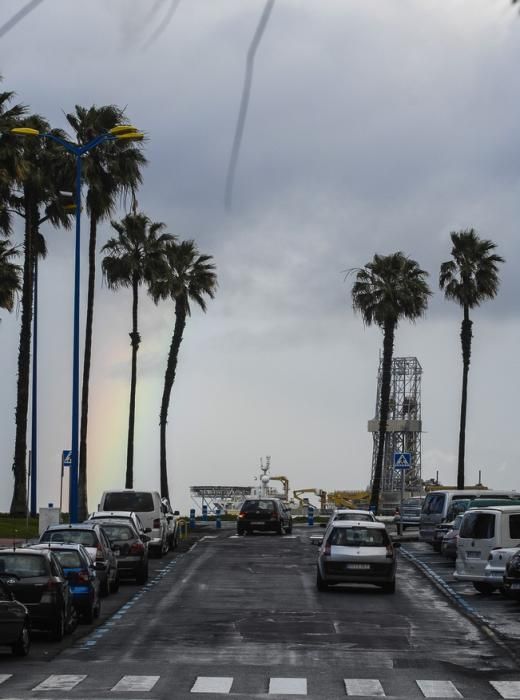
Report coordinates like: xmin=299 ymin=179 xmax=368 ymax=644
xmin=190 ymin=676 xmax=233 ymax=693
xmin=32 ymin=675 xmax=87 ymax=691
xmin=417 ymin=680 xmax=462 ymax=698
xmin=344 ymin=679 xmax=385 ymax=696
xmin=269 ymin=678 xmax=307 ymax=695
xmin=201 ymin=536 xmax=218 ymax=540
xmin=491 ymin=681 xmax=520 ymax=699
xmin=0 ymin=676 xmax=12 ymax=685
xmin=111 ymin=676 xmax=160 ymax=692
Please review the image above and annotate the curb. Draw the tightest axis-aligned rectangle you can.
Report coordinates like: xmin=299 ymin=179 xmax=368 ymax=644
xmin=401 ymin=546 xmax=520 ymax=666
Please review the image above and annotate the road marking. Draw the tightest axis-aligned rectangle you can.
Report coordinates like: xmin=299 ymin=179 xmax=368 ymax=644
xmin=111 ymin=676 xmax=160 ymax=692
xmin=491 ymin=681 xmax=520 ymax=699
xmin=417 ymin=680 xmax=462 ymax=698
xmin=190 ymin=677 xmax=233 ymax=693
xmin=269 ymin=678 xmax=307 ymax=695
xmin=32 ymin=675 xmax=86 ymax=691
xmin=344 ymin=679 xmax=385 ymax=696
xmin=0 ymin=676 xmax=12 ymax=685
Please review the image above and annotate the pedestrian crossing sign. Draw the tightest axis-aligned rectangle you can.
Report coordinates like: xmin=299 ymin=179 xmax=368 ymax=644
xmin=62 ymin=450 xmax=72 ymax=468
xmin=393 ymin=452 xmax=411 ymax=469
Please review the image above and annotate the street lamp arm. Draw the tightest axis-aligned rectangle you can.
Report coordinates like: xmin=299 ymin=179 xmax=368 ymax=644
xmin=41 ymin=132 xmax=79 ymax=155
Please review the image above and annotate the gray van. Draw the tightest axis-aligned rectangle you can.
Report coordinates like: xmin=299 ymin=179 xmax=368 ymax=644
xmin=419 ymin=490 xmax=518 ymax=545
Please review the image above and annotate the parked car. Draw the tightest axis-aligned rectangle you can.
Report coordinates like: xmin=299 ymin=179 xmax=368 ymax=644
xmin=394 ymin=497 xmax=424 ymax=531
xmin=237 ymin=498 xmax=293 ymax=535
xmin=31 ymin=543 xmax=100 ymax=623
xmin=0 ymin=578 xmax=30 ymax=656
xmin=88 ymin=511 xmax=148 ymax=539
xmin=316 ymin=521 xmax=399 ymax=593
xmin=503 ymin=550 xmax=520 ymax=599
xmin=162 ymin=499 xmax=180 ymax=550
xmin=441 ymin=514 xmax=464 ymax=559
xmin=39 ymin=523 xmax=119 ymax=597
xmin=484 ymin=546 xmax=520 ymax=592
xmin=88 ymin=519 xmax=149 ymax=584
xmin=0 ymin=548 xmax=75 ymax=641
xmin=432 ymin=520 xmax=455 ymax=553
xmin=327 ymin=509 xmax=376 ymax=524
xmin=454 ymin=505 xmax=520 ymax=594
xmin=98 ymin=490 xmax=170 ymax=556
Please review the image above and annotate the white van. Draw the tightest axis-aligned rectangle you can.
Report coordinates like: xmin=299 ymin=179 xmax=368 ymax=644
xmin=98 ymin=490 xmax=170 ymax=556
xmin=454 ymin=505 xmax=520 ymax=594
xmin=419 ymin=490 xmax=518 ymax=545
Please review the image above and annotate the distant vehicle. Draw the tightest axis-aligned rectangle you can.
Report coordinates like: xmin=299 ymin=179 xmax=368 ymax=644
xmin=316 ymin=521 xmax=399 ymax=593
xmin=394 ymin=497 xmax=424 ymax=530
xmin=0 ymin=548 xmax=75 ymax=641
xmin=454 ymin=505 xmax=520 ymax=594
xmin=89 ymin=519 xmax=149 ymax=584
xmin=0 ymin=578 xmax=30 ymax=656
xmin=31 ymin=543 xmax=101 ymax=623
xmin=39 ymin=523 xmax=119 ymax=597
xmin=328 ymin=509 xmax=376 ymax=524
xmin=88 ymin=511 xmax=148 ymax=538
xmin=98 ymin=490 xmax=170 ymax=557
xmin=161 ymin=499 xmax=181 ymax=550
xmin=237 ymin=498 xmax=293 ymax=535
xmin=419 ymin=490 xmax=519 ymax=544
xmin=441 ymin=514 xmax=464 ymax=560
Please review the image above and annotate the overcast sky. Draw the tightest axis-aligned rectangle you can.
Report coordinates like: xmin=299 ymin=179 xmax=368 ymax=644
xmin=1 ymin=0 xmax=519 ymax=515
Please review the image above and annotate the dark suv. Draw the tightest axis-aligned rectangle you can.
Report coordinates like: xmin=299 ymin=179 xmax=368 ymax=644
xmin=237 ymin=498 xmax=293 ymax=535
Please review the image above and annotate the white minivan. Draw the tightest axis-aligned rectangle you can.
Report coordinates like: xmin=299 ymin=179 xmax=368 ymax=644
xmin=98 ymin=490 xmax=172 ymax=557
xmin=419 ymin=490 xmax=518 ymax=545
xmin=454 ymin=505 xmax=520 ymax=594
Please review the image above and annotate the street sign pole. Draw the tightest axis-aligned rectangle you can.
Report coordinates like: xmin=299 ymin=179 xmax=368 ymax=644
xmin=393 ymin=452 xmax=412 ymax=536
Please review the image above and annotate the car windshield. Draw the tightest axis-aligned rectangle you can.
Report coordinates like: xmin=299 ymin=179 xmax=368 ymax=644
xmin=40 ymin=530 xmax=97 ymax=547
xmin=101 ymin=524 xmax=134 ymax=541
xmin=53 ymin=551 xmax=83 ymax=569
xmin=242 ymin=500 xmax=275 ymax=513
xmin=104 ymin=492 xmax=154 ymax=512
xmin=329 ymin=527 xmax=389 ymax=547
xmin=0 ymin=554 xmax=48 ymax=578
xmin=334 ymin=512 xmax=373 ymax=522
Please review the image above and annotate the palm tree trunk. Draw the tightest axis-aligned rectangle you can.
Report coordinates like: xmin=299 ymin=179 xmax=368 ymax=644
xmin=370 ymin=319 xmax=395 ymax=514
xmin=78 ymin=215 xmax=97 ymax=520
xmin=126 ymin=274 xmax=140 ymax=489
xmin=457 ymin=306 xmax=472 ymax=489
xmin=159 ymin=299 xmax=187 ymax=501
xmin=10 ymin=194 xmax=36 ymax=516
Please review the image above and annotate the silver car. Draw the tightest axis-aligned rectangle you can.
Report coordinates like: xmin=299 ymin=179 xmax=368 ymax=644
xmin=316 ymin=521 xmax=399 ymax=593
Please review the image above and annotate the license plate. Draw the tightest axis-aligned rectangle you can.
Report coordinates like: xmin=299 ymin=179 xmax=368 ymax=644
xmin=511 ymin=583 xmax=520 ymax=590
xmin=466 ymin=551 xmax=481 ymax=558
xmin=251 ymin=521 xmax=265 ymax=526
xmin=347 ymin=563 xmax=370 ymax=570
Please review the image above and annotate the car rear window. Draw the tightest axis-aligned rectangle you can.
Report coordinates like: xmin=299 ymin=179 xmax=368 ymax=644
xmin=422 ymin=493 xmax=446 ymax=515
xmin=460 ymin=512 xmax=495 ymax=539
xmin=53 ymin=551 xmax=83 ymax=569
xmin=329 ymin=527 xmax=389 ymax=547
xmin=0 ymin=554 xmax=48 ymax=578
xmin=104 ymin=492 xmax=154 ymax=512
xmin=40 ymin=530 xmax=98 ymax=547
xmin=101 ymin=524 xmax=134 ymax=541
xmin=510 ymin=515 xmax=520 ymax=539
xmin=334 ymin=513 xmax=373 ymax=522
xmin=241 ymin=500 xmax=275 ymax=513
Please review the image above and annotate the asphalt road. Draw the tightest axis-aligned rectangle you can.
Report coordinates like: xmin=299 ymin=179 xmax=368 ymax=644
xmin=0 ymin=525 xmax=519 ymax=699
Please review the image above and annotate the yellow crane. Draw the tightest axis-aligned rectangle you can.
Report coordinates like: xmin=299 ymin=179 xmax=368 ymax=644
xmin=293 ymin=489 xmax=328 ymax=511
xmin=270 ymin=476 xmax=289 ymax=501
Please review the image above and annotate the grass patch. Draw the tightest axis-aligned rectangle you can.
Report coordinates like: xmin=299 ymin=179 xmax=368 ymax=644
xmin=0 ymin=517 xmax=39 ymax=540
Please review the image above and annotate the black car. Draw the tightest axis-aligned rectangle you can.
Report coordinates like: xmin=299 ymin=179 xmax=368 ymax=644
xmin=0 ymin=578 xmax=30 ymax=656
xmin=0 ymin=548 xmax=75 ymax=641
xmin=237 ymin=498 xmax=293 ymax=535
xmin=90 ymin=519 xmax=149 ymax=584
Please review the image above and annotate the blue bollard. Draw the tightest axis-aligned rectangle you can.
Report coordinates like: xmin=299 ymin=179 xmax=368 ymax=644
xmin=202 ymin=504 xmax=208 ymax=522
xmin=307 ymin=505 xmax=314 ymax=527
xmin=216 ymin=507 xmax=221 ymax=529
xmin=189 ymin=508 xmax=196 ymax=529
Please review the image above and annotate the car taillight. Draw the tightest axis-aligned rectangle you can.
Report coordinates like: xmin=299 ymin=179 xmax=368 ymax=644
xmin=323 ymin=543 xmax=331 ymax=556
xmin=96 ymin=545 xmax=104 ymax=561
xmin=153 ymin=519 xmax=161 ymax=528
xmin=75 ymin=570 xmax=90 ymax=584
xmin=129 ymin=541 xmax=145 ymax=555
xmin=238 ymin=512 xmax=246 ymax=519
xmin=45 ymin=578 xmax=60 ymax=591
xmin=386 ymin=545 xmax=394 ymax=558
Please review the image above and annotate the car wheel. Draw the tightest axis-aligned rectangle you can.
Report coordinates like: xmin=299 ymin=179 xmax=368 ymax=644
xmin=83 ymin=603 xmax=95 ymax=625
xmin=65 ymin=605 xmax=78 ymax=634
xmin=473 ymin=582 xmax=496 ymax=595
xmin=100 ymin=575 xmax=110 ymax=598
xmin=382 ymin=580 xmax=396 ymax=593
xmin=49 ymin=608 xmax=65 ymax=642
xmin=136 ymin=566 xmax=148 ymax=585
xmin=316 ymin=570 xmax=328 ymax=591
xmin=93 ymin=598 xmax=101 ymax=619
xmin=277 ymin=523 xmax=283 ymax=536
xmin=12 ymin=621 xmax=30 ymax=656
xmin=285 ymin=522 xmax=293 ymax=535
xmin=109 ymin=572 xmax=120 ymax=594
xmin=237 ymin=527 xmax=245 ymax=536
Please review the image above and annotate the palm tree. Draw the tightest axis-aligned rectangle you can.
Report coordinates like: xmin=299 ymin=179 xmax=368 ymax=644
xmin=0 ymin=239 xmax=21 ymax=313
xmin=66 ymin=105 xmax=147 ymax=519
xmin=101 ymin=213 xmax=174 ymax=488
xmin=9 ymin=115 xmax=74 ymax=515
xmin=0 ymin=81 xmax=27 ymax=238
xmin=351 ymin=252 xmax=431 ymax=514
xmin=439 ymin=229 xmax=504 ymax=489
xmin=151 ymin=241 xmax=217 ymax=501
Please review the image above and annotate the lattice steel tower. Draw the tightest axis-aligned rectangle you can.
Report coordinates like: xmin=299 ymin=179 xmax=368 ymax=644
xmin=367 ymin=357 xmax=422 ymax=492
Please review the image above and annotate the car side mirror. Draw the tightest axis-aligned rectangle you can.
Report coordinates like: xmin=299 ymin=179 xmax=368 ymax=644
xmin=166 ymin=515 xmax=173 ymax=521
xmin=141 ymin=535 xmax=151 ymax=543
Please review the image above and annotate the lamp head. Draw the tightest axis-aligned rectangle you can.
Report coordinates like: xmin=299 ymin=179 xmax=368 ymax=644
xmin=10 ymin=127 xmax=40 ymax=136
xmin=109 ymin=125 xmax=139 ymax=135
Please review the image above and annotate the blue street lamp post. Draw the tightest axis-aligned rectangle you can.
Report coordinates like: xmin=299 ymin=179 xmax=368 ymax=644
xmin=12 ymin=126 xmax=143 ymax=522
